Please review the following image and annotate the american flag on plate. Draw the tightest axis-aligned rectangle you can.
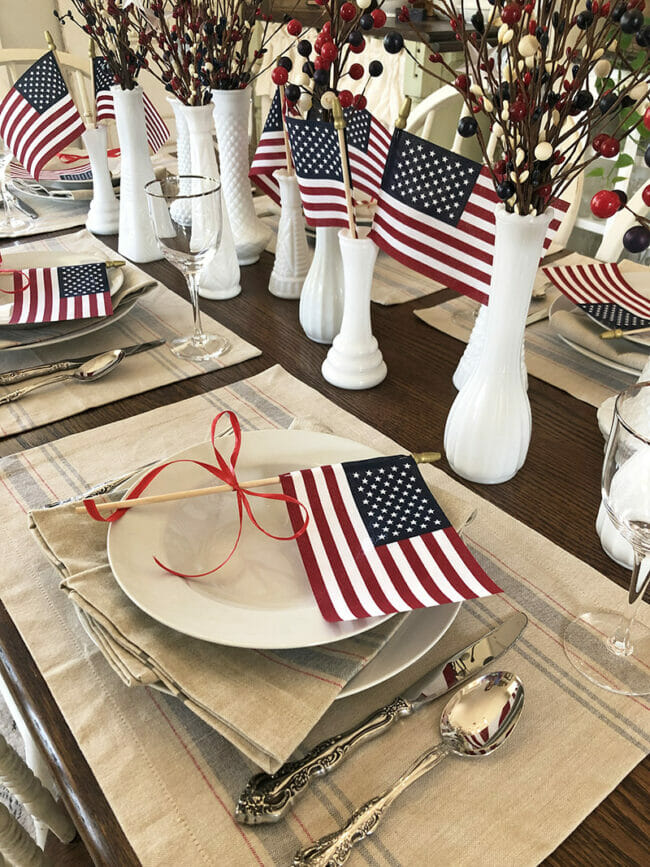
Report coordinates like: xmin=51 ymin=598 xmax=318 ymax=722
xmin=249 ymin=89 xmax=286 ymax=206
xmin=9 ymin=159 xmax=92 ymax=182
xmin=542 ymin=261 xmax=650 ymax=331
xmin=285 ymin=115 xmax=349 ymax=229
xmin=280 ymin=454 xmax=501 ymax=622
xmin=369 ymin=129 xmax=568 ymax=304
xmin=8 ymin=263 xmax=113 ymax=325
xmin=0 ymin=52 xmax=85 ymax=180
xmin=93 ymin=57 xmax=169 ymax=154
xmin=343 ymin=108 xmax=391 ymax=201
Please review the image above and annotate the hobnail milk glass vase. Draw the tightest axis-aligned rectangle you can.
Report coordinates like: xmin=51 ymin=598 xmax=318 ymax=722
xmin=268 ymin=170 xmax=310 ymax=299
xmin=299 ymin=226 xmax=345 ymax=344
xmin=82 ymin=124 xmax=119 ymax=235
xmin=211 ymin=87 xmax=270 ymax=265
xmin=444 ymin=206 xmax=554 ymax=483
xmin=177 ymin=101 xmax=241 ymax=300
xmin=111 ymin=85 xmax=161 ymax=263
xmin=321 ymin=228 xmax=386 ymax=389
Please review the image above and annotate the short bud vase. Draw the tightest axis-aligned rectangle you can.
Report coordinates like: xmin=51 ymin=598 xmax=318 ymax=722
xmin=299 ymin=226 xmax=344 ymax=344
xmin=444 ymin=206 xmax=554 ymax=483
xmin=268 ymin=170 xmax=310 ymax=299
xmin=82 ymin=125 xmax=118 ymax=235
xmin=321 ymin=228 xmax=386 ymax=390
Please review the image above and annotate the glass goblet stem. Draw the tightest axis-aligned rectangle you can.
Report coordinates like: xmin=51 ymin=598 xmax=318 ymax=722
xmin=609 ymin=553 xmax=650 ymax=656
xmin=186 ymin=269 xmax=206 ymax=346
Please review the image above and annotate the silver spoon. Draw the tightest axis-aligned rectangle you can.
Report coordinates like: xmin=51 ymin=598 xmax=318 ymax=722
xmin=293 ymin=671 xmax=525 ymax=867
xmin=0 ymin=349 xmax=124 ymax=406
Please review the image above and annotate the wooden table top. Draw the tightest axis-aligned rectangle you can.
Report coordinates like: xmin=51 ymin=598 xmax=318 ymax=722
xmin=0 ymin=235 xmax=648 ymax=866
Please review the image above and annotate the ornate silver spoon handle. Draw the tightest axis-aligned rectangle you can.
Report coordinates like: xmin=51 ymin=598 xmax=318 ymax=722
xmin=235 ymin=697 xmax=414 ymax=825
xmin=0 ymin=373 xmax=70 ymax=405
xmin=0 ymin=361 xmax=80 ymax=386
xmin=292 ymin=743 xmax=451 ymax=866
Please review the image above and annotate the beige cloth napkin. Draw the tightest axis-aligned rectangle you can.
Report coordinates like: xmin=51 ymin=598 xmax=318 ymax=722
xmin=550 ymin=306 xmax=649 ymax=372
xmin=29 ymin=422 xmax=475 ymax=773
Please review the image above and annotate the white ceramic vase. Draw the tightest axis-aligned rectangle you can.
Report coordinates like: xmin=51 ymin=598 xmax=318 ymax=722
xmin=211 ymin=87 xmax=270 ymax=265
xmin=444 ymin=206 xmax=554 ymax=483
xmin=299 ymin=226 xmax=345 ymax=344
xmin=177 ymin=101 xmax=241 ymax=300
xmin=82 ymin=125 xmax=119 ymax=235
xmin=268 ymin=170 xmax=310 ymax=299
xmin=111 ymin=85 xmax=161 ymax=263
xmin=322 ymin=228 xmax=386 ymax=390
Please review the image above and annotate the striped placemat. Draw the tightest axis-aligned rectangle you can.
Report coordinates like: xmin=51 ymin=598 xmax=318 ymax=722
xmin=0 ymin=364 xmax=647 ymax=865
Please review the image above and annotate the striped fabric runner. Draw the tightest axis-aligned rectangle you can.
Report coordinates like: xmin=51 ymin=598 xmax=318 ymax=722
xmin=0 ymin=364 xmax=647 ymax=865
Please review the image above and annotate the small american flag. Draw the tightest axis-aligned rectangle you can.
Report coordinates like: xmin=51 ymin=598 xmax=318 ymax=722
xmin=0 ymin=52 xmax=85 ymax=180
xmin=93 ymin=57 xmax=169 ymax=154
xmin=280 ymin=454 xmax=501 ymax=622
xmin=10 ymin=159 xmax=92 ymax=182
xmin=249 ymin=89 xmax=286 ymax=206
xmin=285 ymin=115 xmax=349 ymax=229
xmin=8 ymin=263 xmax=113 ymax=324
xmin=343 ymin=108 xmax=392 ymax=201
xmin=542 ymin=262 xmax=650 ymax=331
xmin=369 ymin=129 xmax=568 ymax=304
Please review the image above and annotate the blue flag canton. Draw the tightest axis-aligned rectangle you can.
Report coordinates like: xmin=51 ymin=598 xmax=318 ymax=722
xmin=93 ymin=56 xmax=115 ymax=95
xmin=15 ymin=52 xmax=68 ymax=114
xmin=344 ymin=108 xmax=371 ymax=152
xmin=263 ymin=90 xmax=283 ymax=133
xmin=581 ymin=302 xmax=650 ymax=331
xmin=60 ymin=170 xmax=93 ymax=181
xmin=343 ymin=455 xmax=450 ymax=547
xmin=382 ymin=130 xmax=481 ymax=226
xmin=286 ymin=117 xmax=343 ymax=182
xmin=57 ymin=263 xmax=109 ymax=298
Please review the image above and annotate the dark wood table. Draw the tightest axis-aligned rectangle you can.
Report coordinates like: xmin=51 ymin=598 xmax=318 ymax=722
xmin=0 ymin=237 xmax=648 ymax=866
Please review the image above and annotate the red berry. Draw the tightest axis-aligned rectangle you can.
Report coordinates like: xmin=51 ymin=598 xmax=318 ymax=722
xmin=371 ymin=8 xmax=387 ymax=27
xmin=349 ymin=38 xmax=366 ymax=53
xmin=287 ymin=18 xmax=302 ymax=36
xmin=590 ymin=189 xmax=620 ymax=218
xmin=599 ymin=136 xmax=620 ymax=158
xmin=592 ymin=133 xmax=608 ymax=152
xmin=314 ymin=0 xmax=327 ymax=4
xmin=271 ymin=66 xmax=289 ymax=85
xmin=454 ymin=74 xmax=469 ymax=92
xmin=340 ymin=2 xmax=356 ymax=21
xmin=321 ymin=21 xmax=331 ymax=33
xmin=320 ymin=41 xmax=338 ymax=62
xmin=643 ymin=184 xmax=650 ymax=207
xmin=314 ymin=56 xmax=330 ymax=70
xmin=510 ymin=101 xmax=527 ymax=121
xmin=502 ymin=4 xmax=522 ymax=23
xmin=429 ymin=52 xmax=442 ymax=62
xmin=353 ymin=94 xmax=367 ymax=110
xmin=339 ymin=89 xmax=354 ymax=108
xmin=537 ymin=184 xmax=552 ymax=201
xmin=494 ymin=159 xmax=507 ymax=175
xmin=644 ymin=106 xmax=650 ymax=131
xmin=529 ymin=18 xmax=537 ymax=33
xmin=348 ymin=62 xmax=364 ymax=80
xmin=601 ymin=1 xmax=610 ymax=12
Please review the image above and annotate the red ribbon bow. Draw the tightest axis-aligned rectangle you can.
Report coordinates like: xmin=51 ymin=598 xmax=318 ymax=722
xmin=0 ymin=260 xmax=31 ymax=294
xmin=57 ymin=148 xmax=121 ymax=163
xmin=83 ymin=411 xmax=309 ymax=580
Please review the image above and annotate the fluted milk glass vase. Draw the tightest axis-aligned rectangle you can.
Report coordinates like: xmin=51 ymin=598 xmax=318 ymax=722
xmin=299 ymin=226 xmax=345 ymax=344
xmin=269 ymin=169 xmax=310 ymax=298
xmin=82 ymin=124 xmax=119 ymax=235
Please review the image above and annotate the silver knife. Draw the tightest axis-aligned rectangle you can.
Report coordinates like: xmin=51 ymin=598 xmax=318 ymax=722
xmin=235 ymin=611 xmax=527 ymax=825
xmin=0 ymin=339 xmax=166 ymax=386
xmin=7 ymin=191 xmax=38 ymax=220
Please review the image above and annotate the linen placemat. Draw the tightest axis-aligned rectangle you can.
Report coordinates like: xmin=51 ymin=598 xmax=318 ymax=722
xmin=0 ymin=364 xmax=647 ymax=865
xmin=0 ymin=230 xmax=261 ymax=437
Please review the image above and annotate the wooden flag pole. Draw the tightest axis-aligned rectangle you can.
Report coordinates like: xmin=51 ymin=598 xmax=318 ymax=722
xmin=395 ymin=96 xmax=412 ymax=130
xmin=279 ymin=85 xmax=294 ymax=175
xmin=330 ymin=96 xmax=356 ymax=239
xmin=600 ymin=325 xmax=650 ymax=340
xmin=88 ymin=39 xmax=96 ymax=128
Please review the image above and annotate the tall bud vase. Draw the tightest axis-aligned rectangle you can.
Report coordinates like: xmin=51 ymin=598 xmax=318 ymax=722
xmin=82 ymin=125 xmax=119 ymax=235
xmin=268 ymin=170 xmax=310 ymax=298
xmin=322 ymin=228 xmax=386 ymax=390
xmin=299 ymin=226 xmax=344 ymax=344
xmin=177 ymin=102 xmax=241 ymax=300
xmin=453 ymin=301 xmax=527 ymax=390
xmin=211 ymin=88 xmax=270 ymax=265
xmin=111 ymin=85 xmax=161 ymax=263
xmin=444 ymin=206 xmax=554 ymax=483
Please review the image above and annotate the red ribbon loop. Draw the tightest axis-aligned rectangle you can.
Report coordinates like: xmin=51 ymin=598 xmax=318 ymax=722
xmin=58 ymin=148 xmax=121 ymax=163
xmin=83 ymin=411 xmax=309 ymax=580
xmin=0 ymin=269 xmax=31 ymax=294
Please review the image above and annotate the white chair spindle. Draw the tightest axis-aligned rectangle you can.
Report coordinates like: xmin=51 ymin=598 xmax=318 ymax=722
xmin=0 ymin=800 xmax=47 ymax=867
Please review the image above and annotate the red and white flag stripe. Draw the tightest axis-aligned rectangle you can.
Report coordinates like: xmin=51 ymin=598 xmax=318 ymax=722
xmin=8 ymin=269 xmax=111 ymax=324
xmin=296 ymin=178 xmax=350 ymax=229
xmin=249 ymin=132 xmax=286 ymax=205
xmin=348 ymin=117 xmax=392 ymax=201
xmin=542 ymin=262 xmax=650 ymax=319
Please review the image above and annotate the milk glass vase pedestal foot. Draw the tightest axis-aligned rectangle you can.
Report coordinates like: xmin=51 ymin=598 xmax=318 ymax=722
xmin=176 ymin=101 xmax=241 ymax=300
xmin=321 ymin=229 xmax=386 ymax=390
xmin=82 ymin=125 xmax=119 ymax=235
xmin=300 ymin=226 xmax=344 ymax=344
xmin=112 ymin=85 xmax=161 ymax=263
xmin=444 ymin=206 xmax=554 ymax=484
xmin=211 ymin=88 xmax=270 ymax=265
xmin=268 ymin=170 xmax=310 ymax=299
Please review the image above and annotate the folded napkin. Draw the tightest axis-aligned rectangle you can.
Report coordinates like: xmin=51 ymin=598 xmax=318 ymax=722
xmin=29 ymin=426 xmax=475 ymax=772
xmin=550 ymin=305 xmax=649 ymax=372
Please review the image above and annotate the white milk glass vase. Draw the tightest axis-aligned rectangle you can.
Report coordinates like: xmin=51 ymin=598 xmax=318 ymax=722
xmin=111 ymin=85 xmax=161 ymax=263
xmin=299 ymin=226 xmax=345 ymax=344
xmin=211 ymin=87 xmax=270 ymax=265
xmin=268 ymin=169 xmax=310 ymax=298
xmin=82 ymin=124 xmax=119 ymax=235
xmin=322 ymin=228 xmax=386 ymax=389
xmin=444 ymin=206 xmax=554 ymax=483
xmin=453 ymin=302 xmax=528 ymax=391
xmin=177 ymin=102 xmax=241 ymax=300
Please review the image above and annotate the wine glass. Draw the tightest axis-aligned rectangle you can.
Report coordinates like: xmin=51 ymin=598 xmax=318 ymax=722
xmin=564 ymin=380 xmax=650 ymax=695
xmin=144 ymin=175 xmax=230 ymax=362
xmin=0 ymin=136 xmax=29 ymax=232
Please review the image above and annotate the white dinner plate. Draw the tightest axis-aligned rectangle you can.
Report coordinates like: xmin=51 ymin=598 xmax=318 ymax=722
xmin=108 ymin=430 xmax=401 ymax=649
xmin=580 ymin=270 xmax=650 ymax=348
xmin=10 ymin=152 xmax=120 ymax=191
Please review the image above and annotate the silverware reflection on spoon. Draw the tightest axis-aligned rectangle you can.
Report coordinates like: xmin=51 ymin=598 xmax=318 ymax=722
xmin=293 ymin=671 xmax=525 ymax=867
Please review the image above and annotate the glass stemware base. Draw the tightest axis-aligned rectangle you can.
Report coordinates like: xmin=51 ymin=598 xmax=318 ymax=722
xmin=0 ymin=209 xmax=29 ymax=232
xmin=564 ymin=609 xmax=650 ymax=695
xmin=170 ymin=332 xmax=230 ymax=362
